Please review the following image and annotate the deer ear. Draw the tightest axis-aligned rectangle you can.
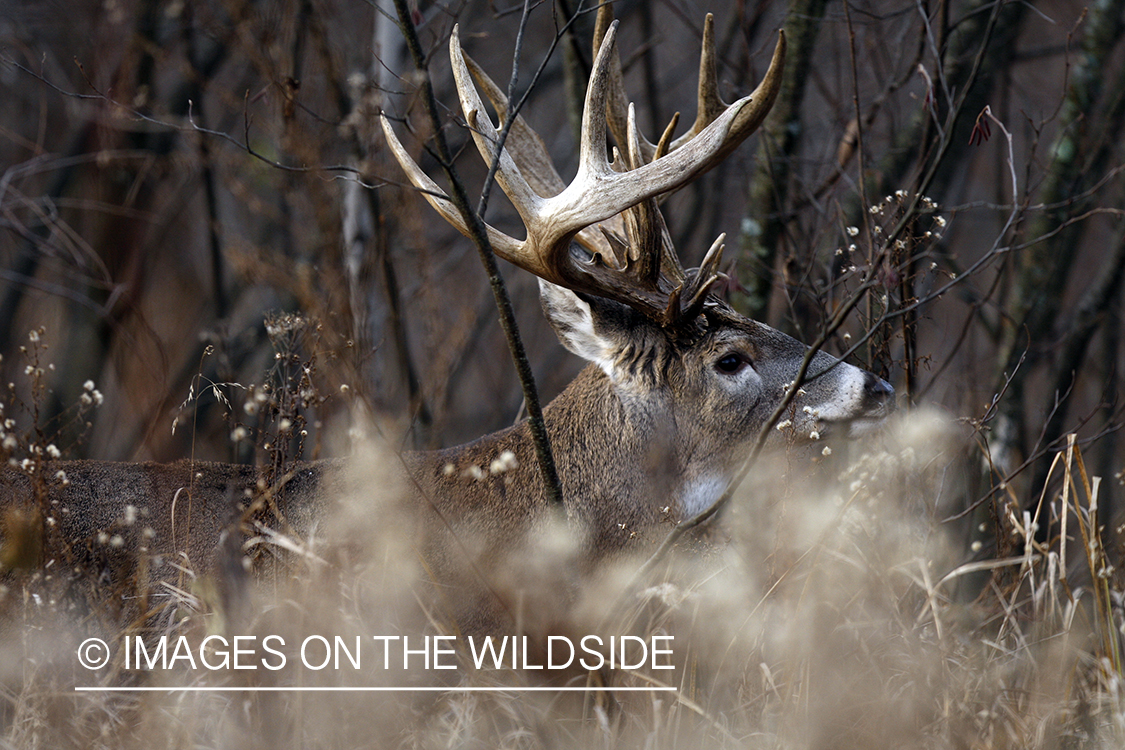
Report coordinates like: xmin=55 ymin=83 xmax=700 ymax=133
xmin=538 ymin=280 xmax=619 ymax=377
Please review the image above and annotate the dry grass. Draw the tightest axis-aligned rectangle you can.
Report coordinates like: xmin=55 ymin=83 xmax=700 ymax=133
xmin=1 ymin=395 xmax=1123 ymax=749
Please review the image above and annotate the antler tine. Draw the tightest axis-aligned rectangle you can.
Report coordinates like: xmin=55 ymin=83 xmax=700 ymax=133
xmin=594 ymin=3 xmax=786 ymax=169
xmin=379 ymin=112 xmax=527 ymax=262
xmin=458 ymin=37 xmax=628 ymax=270
xmin=562 ymin=21 xmax=773 ymax=233
xmin=693 ymin=15 xmax=727 ymax=135
xmin=592 ymin=5 xmax=636 ymax=160
xmin=706 ymin=27 xmax=786 ymax=165
xmin=621 ymin=103 xmax=664 ymax=288
xmin=681 ymin=233 xmax=726 ymax=320
xmin=381 ymin=17 xmax=784 ymax=325
xmin=449 ymin=27 xmax=546 ymax=237
xmin=447 ymin=24 xmax=636 ymax=286
xmin=456 ymin=35 xmax=567 ymax=201
xmin=574 ymin=20 xmax=623 ymax=184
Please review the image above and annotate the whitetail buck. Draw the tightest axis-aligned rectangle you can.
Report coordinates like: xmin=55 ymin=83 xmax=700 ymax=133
xmin=0 ymin=11 xmax=892 ymax=624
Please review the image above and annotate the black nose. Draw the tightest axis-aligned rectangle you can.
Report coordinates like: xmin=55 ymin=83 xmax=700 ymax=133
xmin=864 ymin=372 xmax=895 ymax=404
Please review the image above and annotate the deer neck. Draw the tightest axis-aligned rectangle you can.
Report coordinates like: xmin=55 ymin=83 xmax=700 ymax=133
xmin=551 ymin=366 xmax=736 ymax=520
xmin=410 ymin=364 xmax=707 ymax=551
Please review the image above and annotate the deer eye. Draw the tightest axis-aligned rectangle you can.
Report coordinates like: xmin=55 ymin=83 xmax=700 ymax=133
xmin=715 ymin=352 xmax=749 ymax=375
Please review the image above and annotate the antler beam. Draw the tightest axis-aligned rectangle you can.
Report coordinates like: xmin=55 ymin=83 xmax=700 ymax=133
xmin=381 ymin=17 xmax=785 ymax=326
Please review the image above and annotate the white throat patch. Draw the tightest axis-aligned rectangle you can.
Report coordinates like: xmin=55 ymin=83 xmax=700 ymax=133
xmin=677 ymin=474 xmax=729 ymax=518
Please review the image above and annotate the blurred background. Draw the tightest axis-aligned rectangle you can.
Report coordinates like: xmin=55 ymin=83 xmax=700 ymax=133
xmin=1 ymin=0 xmax=1123 ymax=536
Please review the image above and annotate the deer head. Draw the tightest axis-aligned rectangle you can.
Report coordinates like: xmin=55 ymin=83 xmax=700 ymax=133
xmin=383 ymin=11 xmax=894 ymax=528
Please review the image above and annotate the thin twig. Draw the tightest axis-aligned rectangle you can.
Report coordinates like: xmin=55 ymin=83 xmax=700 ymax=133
xmin=389 ymin=0 xmax=565 ymax=507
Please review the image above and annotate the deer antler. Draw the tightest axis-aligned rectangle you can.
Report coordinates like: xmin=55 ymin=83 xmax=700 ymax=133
xmin=380 ymin=18 xmax=785 ymax=326
xmin=594 ymin=5 xmax=786 ymax=167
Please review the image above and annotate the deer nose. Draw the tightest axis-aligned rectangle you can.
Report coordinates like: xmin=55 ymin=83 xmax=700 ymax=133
xmin=864 ymin=372 xmax=895 ymax=406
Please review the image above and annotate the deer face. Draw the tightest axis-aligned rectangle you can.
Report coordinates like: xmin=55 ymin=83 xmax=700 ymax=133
xmin=699 ymin=314 xmax=896 ymax=442
xmin=541 ymin=281 xmax=895 ymax=514
xmin=541 ymin=281 xmax=894 ymax=437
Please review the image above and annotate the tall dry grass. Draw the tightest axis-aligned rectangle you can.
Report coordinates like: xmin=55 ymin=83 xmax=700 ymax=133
xmin=1 ymin=381 xmax=1122 ymax=749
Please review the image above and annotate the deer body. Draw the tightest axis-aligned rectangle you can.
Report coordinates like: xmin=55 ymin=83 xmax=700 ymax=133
xmin=0 ymin=459 xmax=330 ymax=582
xmin=409 ymin=293 xmax=892 ymax=560
xmin=0 ymin=10 xmax=895 ymax=625
xmin=0 ymin=307 xmax=887 ymax=605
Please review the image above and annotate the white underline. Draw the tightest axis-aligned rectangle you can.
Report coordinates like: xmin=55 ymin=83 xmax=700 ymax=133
xmin=75 ymin=686 xmax=676 ymax=693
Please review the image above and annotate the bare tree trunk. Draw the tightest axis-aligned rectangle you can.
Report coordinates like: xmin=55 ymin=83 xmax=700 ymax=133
xmin=341 ymin=0 xmax=433 ymax=442
xmin=738 ymin=0 xmax=829 ymax=325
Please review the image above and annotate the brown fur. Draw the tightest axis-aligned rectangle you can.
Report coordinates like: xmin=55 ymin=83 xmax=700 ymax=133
xmin=3 ymin=315 xmax=890 ymax=632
